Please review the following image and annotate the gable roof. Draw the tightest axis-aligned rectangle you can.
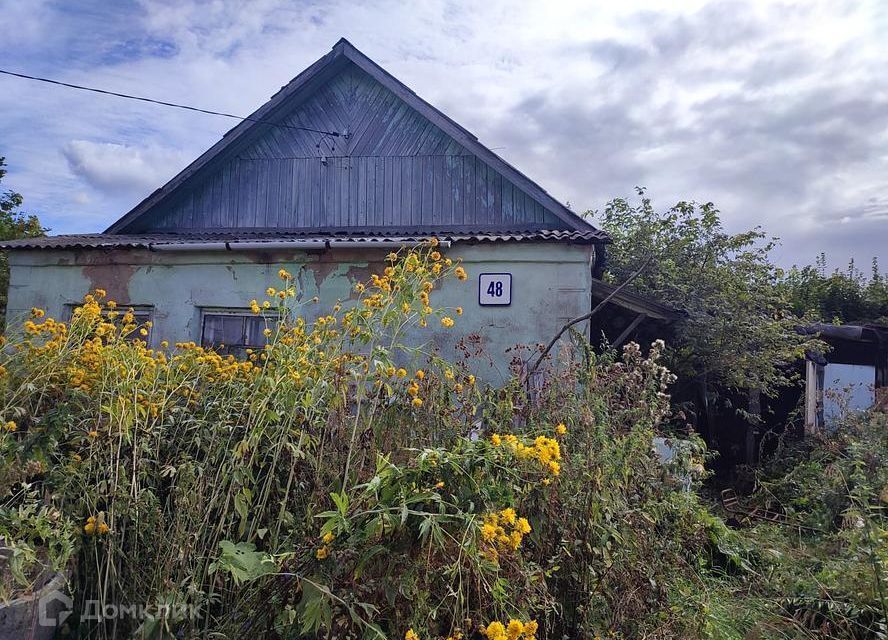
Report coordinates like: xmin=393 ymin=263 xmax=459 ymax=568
xmin=105 ymin=38 xmax=607 ymax=241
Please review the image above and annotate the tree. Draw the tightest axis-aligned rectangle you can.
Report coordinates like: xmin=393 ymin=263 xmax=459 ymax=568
xmin=781 ymin=254 xmax=888 ymax=325
xmin=593 ymin=189 xmax=820 ymax=412
xmin=0 ymin=157 xmax=47 ymax=326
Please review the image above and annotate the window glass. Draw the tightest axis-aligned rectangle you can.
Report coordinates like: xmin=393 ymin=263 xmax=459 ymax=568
xmin=201 ymin=311 xmax=275 ymax=356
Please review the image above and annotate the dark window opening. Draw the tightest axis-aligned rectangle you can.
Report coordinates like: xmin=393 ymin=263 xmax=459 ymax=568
xmin=200 ymin=311 xmax=276 ymax=357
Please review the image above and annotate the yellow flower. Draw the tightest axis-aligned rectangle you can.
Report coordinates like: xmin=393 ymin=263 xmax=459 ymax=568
xmin=429 ymin=237 xmax=439 ymax=247
xmin=500 ymin=507 xmax=516 ymax=525
xmin=266 ymin=287 xmax=276 ymax=296
xmin=278 ymin=268 xmax=292 ymax=280
xmin=415 ymin=370 xmax=425 ymax=380
xmin=490 ymin=433 xmax=502 ymax=446
xmin=411 ymin=397 xmax=423 ymax=408
xmin=455 ymin=306 xmax=463 ymax=316
xmin=507 ymin=619 xmax=524 ymax=639
xmin=440 ymin=316 xmax=454 ymax=328
xmin=3 ymin=420 xmax=16 ymax=432
xmin=515 ymin=517 xmax=531 ymax=535
xmin=405 ymin=630 xmax=420 ymax=640
xmin=481 ymin=522 xmax=497 ymax=541
xmin=354 ymin=283 xmax=365 ymax=293
xmin=430 ymin=251 xmax=441 ymax=261
xmin=508 ymin=530 xmax=523 ymax=550
xmin=454 ymin=266 xmax=467 ymax=281
xmin=524 ymin=621 xmax=538 ymax=637
xmin=84 ymin=521 xmax=96 ymax=536
xmin=467 ymin=374 xmax=475 ymax=386
xmin=139 ymin=328 xmax=148 ymax=336
xmin=322 ymin=531 xmax=335 ymax=544
xmin=263 ymin=328 xmax=273 ymax=337
xmin=87 ymin=430 xmax=98 ymax=438
xmin=555 ymin=423 xmax=567 ymax=435
xmin=396 ymin=368 xmax=408 ymax=378
xmin=434 ymin=481 xmax=445 ymax=489
xmin=484 ymin=622 xmax=505 ymax=640
xmin=250 ymin=300 xmax=261 ymax=314
xmin=97 ymin=522 xmax=110 ymax=535
xmin=316 ymin=546 xmax=329 ymax=560
xmin=160 ymin=340 xmax=169 ymax=348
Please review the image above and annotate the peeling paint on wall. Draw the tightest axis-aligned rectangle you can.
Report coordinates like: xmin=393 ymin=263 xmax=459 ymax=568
xmin=7 ymin=242 xmax=595 ymax=383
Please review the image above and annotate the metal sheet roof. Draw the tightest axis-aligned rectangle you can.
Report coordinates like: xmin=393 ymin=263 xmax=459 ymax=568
xmin=0 ymin=228 xmax=603 ymax=251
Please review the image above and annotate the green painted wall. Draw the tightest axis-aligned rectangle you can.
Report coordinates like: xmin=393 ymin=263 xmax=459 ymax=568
xmin=6 ymin=242 xmax=595 ymax=383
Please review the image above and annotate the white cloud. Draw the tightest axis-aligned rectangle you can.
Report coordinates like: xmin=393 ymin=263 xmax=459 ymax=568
xmin=61 ymin=140 xmax=188 ymax=194
xmin=0 ymin=0 xmax=885 ymax=268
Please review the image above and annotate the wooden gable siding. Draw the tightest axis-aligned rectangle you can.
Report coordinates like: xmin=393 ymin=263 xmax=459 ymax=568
xmin=133 ymin=63 xmax=566 ymax=233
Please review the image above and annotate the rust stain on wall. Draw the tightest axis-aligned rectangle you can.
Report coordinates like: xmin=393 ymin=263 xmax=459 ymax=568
xmin=81 ymin=263 xmax=136 ymax=304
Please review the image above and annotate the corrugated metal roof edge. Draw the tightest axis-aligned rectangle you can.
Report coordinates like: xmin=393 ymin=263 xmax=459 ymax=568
xmin=0 ymin=229 xmax=606 ymax=251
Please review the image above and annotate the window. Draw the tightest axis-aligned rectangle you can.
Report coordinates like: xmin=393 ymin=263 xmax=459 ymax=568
xmin=64 ymin=304 xmax=154 ymax=342
xmin=200 ymin=310 xmax=276 ymax=356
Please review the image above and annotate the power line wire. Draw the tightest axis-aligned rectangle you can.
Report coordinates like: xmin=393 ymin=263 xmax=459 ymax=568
xmin=0 ymin=68 xmax=343 ymax=138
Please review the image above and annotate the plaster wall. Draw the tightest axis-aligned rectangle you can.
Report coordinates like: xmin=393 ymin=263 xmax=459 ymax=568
xmin=6 ymin=242 xmax=594 ymax=382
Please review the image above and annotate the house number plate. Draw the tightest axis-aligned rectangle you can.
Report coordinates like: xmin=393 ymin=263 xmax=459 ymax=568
xmin=478 ymin=273 xmax=512 ymax=306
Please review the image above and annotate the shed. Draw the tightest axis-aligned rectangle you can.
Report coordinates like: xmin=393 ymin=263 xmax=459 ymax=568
xmin=2 ymin=39 xmax=620 ymax=380
xmin=800 ymin=323 xmax=888 ymax=432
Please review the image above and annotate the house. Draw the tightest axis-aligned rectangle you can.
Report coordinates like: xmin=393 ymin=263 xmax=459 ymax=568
xmin=1 ymin=39 xmax=624 ymax=380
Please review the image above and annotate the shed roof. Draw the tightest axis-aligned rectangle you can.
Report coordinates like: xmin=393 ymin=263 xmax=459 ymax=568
xmin=97 ymin=38 xmax=607 ymax=243
xmin=590 ymin=279 xmax=685 ymax=322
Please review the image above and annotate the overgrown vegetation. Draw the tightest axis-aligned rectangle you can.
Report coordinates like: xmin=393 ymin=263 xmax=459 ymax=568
xmin=594 ymin=188 xmax=821 ymax=400
xmin=732 ymin=407 xmax=888 ymax=638
xmin=1 ymin=237 xmax=886 ymax=639
xmin=0 ymin=243 xmax=727 ymax=639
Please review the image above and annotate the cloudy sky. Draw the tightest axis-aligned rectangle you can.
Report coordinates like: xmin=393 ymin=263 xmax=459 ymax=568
xmin=1 ymin=0 xmax=886 ymax=269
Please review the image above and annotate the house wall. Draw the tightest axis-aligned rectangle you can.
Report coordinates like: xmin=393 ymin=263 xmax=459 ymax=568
xmin=6 ymin=242 xmax=594 ymax=383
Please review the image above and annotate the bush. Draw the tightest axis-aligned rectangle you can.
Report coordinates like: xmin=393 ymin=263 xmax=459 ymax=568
xmin=738 ymin=410 xmax=888 ymax=638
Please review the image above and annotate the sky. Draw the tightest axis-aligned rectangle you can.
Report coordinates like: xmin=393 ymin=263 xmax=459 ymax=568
xmin=1 ymin=0 xmax=886 ymax=270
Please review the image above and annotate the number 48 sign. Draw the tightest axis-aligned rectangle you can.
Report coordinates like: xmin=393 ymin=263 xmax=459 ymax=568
xmin=478 ymin=273 xmax=512 ymax=306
